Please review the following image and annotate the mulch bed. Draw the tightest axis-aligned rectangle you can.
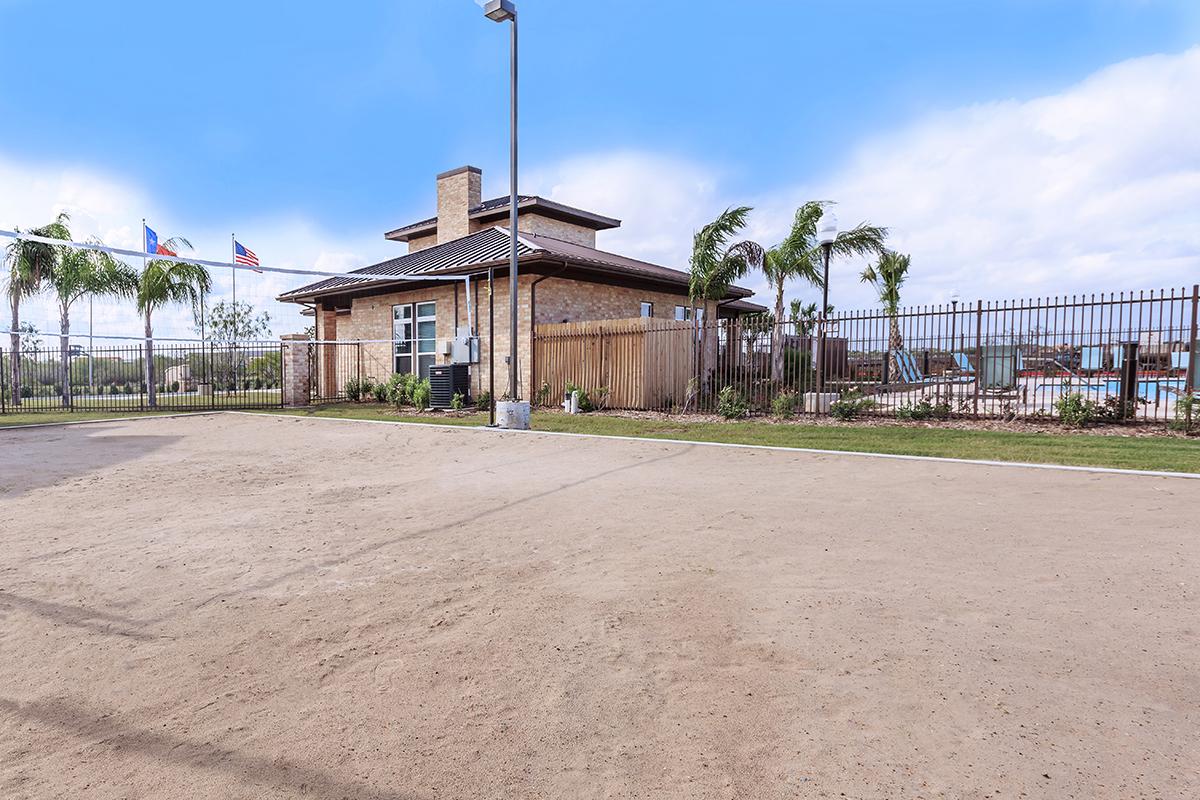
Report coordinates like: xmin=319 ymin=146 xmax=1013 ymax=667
xmin=566 ymin=408 xmax=1194 ymax=439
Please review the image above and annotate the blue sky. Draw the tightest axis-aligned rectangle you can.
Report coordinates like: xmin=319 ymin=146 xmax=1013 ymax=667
xmin=2 ymin=0 xmax=1199 ymax=335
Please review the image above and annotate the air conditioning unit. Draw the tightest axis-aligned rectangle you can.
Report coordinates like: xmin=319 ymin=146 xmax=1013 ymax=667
xmin=428 ymin=364 xmax=470 ymax=408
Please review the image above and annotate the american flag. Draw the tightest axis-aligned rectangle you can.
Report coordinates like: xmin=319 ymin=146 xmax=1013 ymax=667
xmin=234 ymin=240 xmax=262 ymax=272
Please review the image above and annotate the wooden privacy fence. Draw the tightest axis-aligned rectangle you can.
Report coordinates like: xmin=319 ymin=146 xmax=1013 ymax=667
xmin=533 ymin=318 xmax=698 ymax=409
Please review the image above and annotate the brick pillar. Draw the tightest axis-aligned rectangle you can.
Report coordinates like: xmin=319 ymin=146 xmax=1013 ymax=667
xmin=281 ymin=334 xmax=310 ymax=407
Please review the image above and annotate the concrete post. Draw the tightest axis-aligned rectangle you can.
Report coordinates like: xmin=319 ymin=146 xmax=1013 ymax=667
xmin=281 ymin=334 xmax=311 ymax=407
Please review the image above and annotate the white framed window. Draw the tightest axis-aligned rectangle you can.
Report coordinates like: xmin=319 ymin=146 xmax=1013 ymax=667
xmin=393 ymin=301 xmax=437 ymax=378
xmin=640 ymin=301 xmax=654 ymax=318
xmin=674 ymin=305 xmax=691 ymax=321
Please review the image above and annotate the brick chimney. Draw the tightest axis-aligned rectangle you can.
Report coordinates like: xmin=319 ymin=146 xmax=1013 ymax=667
xmin=436 ymin=166 xmax=482 ymax=244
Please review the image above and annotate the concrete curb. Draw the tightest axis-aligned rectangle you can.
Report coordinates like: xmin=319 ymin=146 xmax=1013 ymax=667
xmin=236 ymin=410 xmax=1200 ymax=481
xmin=0 ymin=411 xmax=224 ymax=432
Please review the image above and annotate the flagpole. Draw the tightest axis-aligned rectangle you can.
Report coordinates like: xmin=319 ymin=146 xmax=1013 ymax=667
xmin=231 ymin=233 xmax=237 ymax=338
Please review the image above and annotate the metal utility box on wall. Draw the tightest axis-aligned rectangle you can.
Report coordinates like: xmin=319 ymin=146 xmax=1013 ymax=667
xmin=429 ymin=364 xmax=470 ymax=408
xmin=451 ymin=326 xmax=480 ymax=364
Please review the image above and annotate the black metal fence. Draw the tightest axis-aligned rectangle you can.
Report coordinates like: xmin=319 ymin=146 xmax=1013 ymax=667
xmin=534 ymin=285 xmax=1199 ymax=424
xmin=0 ymin=339 xmax=285 ymax=414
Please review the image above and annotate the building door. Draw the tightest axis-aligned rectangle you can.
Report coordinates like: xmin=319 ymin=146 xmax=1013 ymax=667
xmin=393 ymin=301 xmax=437 ymax=378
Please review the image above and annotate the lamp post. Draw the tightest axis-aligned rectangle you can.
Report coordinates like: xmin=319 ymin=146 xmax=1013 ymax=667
xmin=949 ymin=288 xmax=960 ymax=353
xmin=482 ymin=0 xmax=529 ymax=428
xmin=815 ymin=210 xmax=838 ymax=398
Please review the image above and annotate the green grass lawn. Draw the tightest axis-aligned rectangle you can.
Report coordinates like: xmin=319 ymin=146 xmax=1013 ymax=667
xmin=4 ymin=402 xmax=1195 ymax=473
xmin=264 ymin=404 xmax=1199 ymax=474
xmin=0 ymin=409 xmax=185 ymax=428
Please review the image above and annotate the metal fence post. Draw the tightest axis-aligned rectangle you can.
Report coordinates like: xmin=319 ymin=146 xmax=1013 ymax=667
xmin=1187 ymin=284 xmax=1199 ymax=397
xmin=973 ymin=300 xmax=983 ymax=417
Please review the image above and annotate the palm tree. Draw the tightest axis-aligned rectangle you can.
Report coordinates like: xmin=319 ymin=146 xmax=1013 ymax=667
xmin=861 ymin=250 xmax=912 ymax=376
xmin=136 ymin=238 xmax=210 ymax=408
xmin=47 ymin=241 xmax=139 ymax=406
xmin=5 ymin=213 xmax=71 ymax=405
xmin=789 ymin=300 xmax=818 ymax=336
xmin=688 ymin=207 xmax=764 ymax=393
xmin=763 ymin=202 xmax=888 ymax=381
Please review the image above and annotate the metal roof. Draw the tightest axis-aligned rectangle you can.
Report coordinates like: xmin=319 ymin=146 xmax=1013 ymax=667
xmin=384 ymin=195 xmax=620 ymax=241
xmin=278 ymin=226 xmax=754 ymax=303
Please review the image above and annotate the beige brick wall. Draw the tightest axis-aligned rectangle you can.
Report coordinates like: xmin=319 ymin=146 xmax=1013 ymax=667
xmin=320 ymin=274 xmax=718 ymax=403
xmin=406 ymin=233 xmax=437 ymax=253
xmin=467 ymin=213 xmax=597 ymax=248
xmin=436 ymin=167 xmax=481 ymax=244
xmin=534 ymin=277 xmax=705 ymax=324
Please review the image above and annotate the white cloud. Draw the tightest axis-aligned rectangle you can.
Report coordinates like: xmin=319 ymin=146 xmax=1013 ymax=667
xmin=525 ymin=151 xmax=723 ymax=267
xmin=0 ymin=155 xmax=397 ymax=341
xmin=7 ymin=44 xmax=1199 ymax=344
xmin=529 ymin=47 xmax=1200 ymax=315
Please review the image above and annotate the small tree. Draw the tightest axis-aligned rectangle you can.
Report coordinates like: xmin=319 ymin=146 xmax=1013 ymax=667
xmin=861 ymin=251 xmax=912 ymax=376
xmin=5 ymin=213 xmax=70 ymax=406
xmin=46 ymin=237 xmax=138 ymax=405
xmin=763 ymin=202 xmax=887 ymax=382
xmin=199 ymin=301 xmax=273 ymax=389
xmin=136 ymin=239 xmax=211 ymax=407
xmin=200 ymin=300 xmax=272 ymax=343
xmin=688 ymin=207 xmax=763 ymax=400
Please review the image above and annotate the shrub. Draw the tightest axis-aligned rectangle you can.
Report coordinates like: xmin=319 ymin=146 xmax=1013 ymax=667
xmin=411 ymin=378 xmax=432 ymax=410
xmin=475 ymin=389 xmax=492 ymax=410
xmin=344 ymin=376 xmax=370 ymax=402
xmin=371 ymin=379 xmax=389 ymax=403
xmin=169 ymin=381 xmax=180 ymax=393
xmin=771 ymin=390 xmax=801 ymax=418
xmin=895 ymin=396 xmax=949 ymax=421
xmin=829 ymin=390 xmax=875 ymax=421
xmin=450 ymin=392 xmax=465 ymax=411
xmin=1171 ymin=394 xmax=1197 ymax=433
xmin=535 ymin=381 xmax=552 ymax=407
xmin=716 ymin=385 xmax=749 ymax=419
xmin=123 ymin=383 xmax=135 ymax=395
xmin=386 ymin=373 xmax=417 ymax=407
xmin=564 ymin=382 xmax=594 ymax=412
xmin=1055 ymin=392 xmax=1100 ymax=427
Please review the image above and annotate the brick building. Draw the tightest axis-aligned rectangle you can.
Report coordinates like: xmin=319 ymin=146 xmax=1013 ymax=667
xmin=278 ymin=165 xmax=764 ymax=400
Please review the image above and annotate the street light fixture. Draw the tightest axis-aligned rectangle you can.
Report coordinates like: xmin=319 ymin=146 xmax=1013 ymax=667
xmin=815 ymin=210 xmax=838 ymax=397
xmin=482 ymin=0 xmax=528 ymax=428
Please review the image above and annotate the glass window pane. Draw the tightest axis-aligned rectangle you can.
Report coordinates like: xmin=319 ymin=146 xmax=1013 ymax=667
xmin=417 ymin=339 xmax=435 ymax=354
xmin=394 ymin=355 xmax=413 ymax=375
xmin=416 ymin=302 xmax=436 ymax=318
xmin=394 ymin=305 xmax=412 ymax=320
xmin=417 ymin=320 xmax=436 ymax=340
xmin=640 ymin=302 xmax=653 ymax=318
xmin=417 ymin=354 xmax=436 ymax=379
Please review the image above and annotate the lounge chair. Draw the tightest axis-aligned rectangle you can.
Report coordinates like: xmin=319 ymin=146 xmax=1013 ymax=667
xmin=951 ymin=352 xmax=975 ymax=376
xmin=1171 ymin=351 xmax=1189 ymax=374
xmin=874 ymin=349 xmax=972 ymax=393
xmin=1079 ymin=346 xmax=1104 ymax=374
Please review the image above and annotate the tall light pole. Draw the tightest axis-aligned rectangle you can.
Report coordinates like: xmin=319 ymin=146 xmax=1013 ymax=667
xmin=483 ymin=0 xmax=529 ymax=428
xmin=816 ymin=210 xmax=838 ymax=398
xmin=949 ymin=288 xmax=960 ymax=353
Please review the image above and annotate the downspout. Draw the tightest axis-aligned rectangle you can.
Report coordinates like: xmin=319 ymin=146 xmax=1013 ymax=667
xmin=529 ymin=261 xmax=569 ymax=403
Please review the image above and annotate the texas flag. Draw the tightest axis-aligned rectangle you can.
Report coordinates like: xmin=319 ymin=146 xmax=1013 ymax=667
xmin=144 ymin=225 xmax=176 ymax=257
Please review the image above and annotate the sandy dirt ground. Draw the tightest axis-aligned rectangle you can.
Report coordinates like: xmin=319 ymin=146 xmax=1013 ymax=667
xmin=1 ymin=413 xmax=1197 ymax=799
